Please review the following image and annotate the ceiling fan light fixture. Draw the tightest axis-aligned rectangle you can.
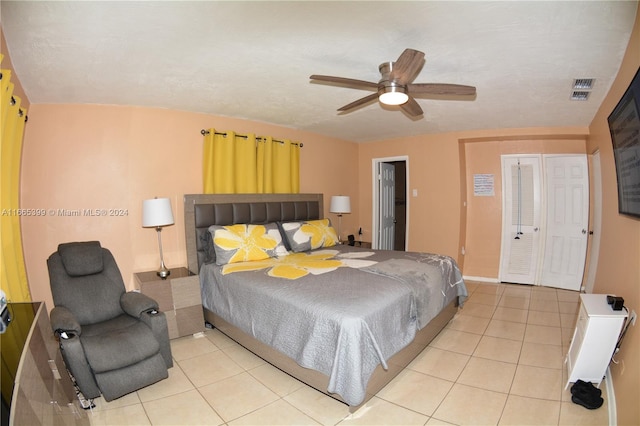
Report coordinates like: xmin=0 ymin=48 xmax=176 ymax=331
xmin=379 ymin=85 xmax=409 ymax=106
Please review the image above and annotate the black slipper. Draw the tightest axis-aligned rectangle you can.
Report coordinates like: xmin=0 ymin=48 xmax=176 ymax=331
xmin=571 ymin=380 xmax=602 ymax=397
xmin=572 ymin=393 xmax=604 ymax=410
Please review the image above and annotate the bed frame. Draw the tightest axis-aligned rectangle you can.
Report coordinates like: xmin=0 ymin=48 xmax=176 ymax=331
xmin=183 ymin=193 xmax=457 ymax=411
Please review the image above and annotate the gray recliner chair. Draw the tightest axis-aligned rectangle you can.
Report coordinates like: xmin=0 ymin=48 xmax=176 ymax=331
xmin=47 ymin=241 xmax=173 ymax=402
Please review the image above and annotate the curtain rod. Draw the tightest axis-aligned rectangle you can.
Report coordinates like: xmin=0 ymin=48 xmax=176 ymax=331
xmin=1 ymin=73 xmax=29 ymax=122
xmin=200 ymin=129 xmax=303 ymax=147
xmin=8 ymin=96 xmax=28 ymax=122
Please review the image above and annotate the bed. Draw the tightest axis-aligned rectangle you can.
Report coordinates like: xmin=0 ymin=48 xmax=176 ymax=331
xmin=184 ymin=193 xmax=467 ymax=411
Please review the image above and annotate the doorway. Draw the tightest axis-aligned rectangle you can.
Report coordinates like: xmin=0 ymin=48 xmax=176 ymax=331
xmin=499 ymin=154 xmax=589 ymax=291
xmin=372 ymin=157 xmax=408 ymax=250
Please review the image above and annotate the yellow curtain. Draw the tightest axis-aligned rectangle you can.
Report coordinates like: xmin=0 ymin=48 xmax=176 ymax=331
xmin=256 ymin=136 xmax=273 ymax=193
xmin=203 ymin=130 xmax=257 ymax=193
xmin=1 ymin=57 xmax=31 ymax=302
xmin=290 ymin=140 xmax=300 ymax=193
xmin=203 ymin=129 xmax=300 ymax=194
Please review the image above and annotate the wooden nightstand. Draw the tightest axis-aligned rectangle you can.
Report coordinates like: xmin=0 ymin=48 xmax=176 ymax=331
xmin=342 ymin=240 xmax=372 ymax=248
xmin=134 ymin=267 xmax=204 ymax=339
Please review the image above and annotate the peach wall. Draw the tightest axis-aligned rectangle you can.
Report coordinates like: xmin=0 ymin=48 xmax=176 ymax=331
xmin=356 ymin=128 xmax=589 ymax=264
xmin=357 ymin=133 xmax=462 ymax=259
xmin=586 ymin=8 xmax=639 ymax=425
xmin=20 ymin=104 xmax=358 ymax=311
xmin=463 ymin=138 xmax=587 ymax=280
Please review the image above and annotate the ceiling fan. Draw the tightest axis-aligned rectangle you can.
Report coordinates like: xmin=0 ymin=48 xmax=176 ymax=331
xmin=310 ymin=48 xmax=476 ymax=117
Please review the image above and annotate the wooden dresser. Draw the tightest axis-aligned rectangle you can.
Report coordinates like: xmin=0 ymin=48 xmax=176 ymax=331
xmin=1 ymin=302 xmax=88 ymax=425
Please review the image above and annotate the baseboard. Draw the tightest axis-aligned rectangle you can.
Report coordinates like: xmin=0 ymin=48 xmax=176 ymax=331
xmin=462 ymin=275 xmax=500 ymax=283
xmin=605 ymin=367 xmax=617 ymax=426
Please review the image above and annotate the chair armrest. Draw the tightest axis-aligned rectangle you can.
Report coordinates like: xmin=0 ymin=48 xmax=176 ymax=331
xmin=139 ymin=310 xmax=173 ymax=368
xmin=50 ymin=306 xmax=81 ymax=337
xmin=121 ymin=291 xmax=159 ymax=318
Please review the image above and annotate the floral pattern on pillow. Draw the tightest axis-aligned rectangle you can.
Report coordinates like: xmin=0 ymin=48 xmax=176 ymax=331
xmin=209 ymin=223 xmax=288 ymax=265
xmin=281 ymin=218 xmax=338 ymax=252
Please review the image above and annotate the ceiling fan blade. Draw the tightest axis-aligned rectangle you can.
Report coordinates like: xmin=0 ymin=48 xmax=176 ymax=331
xmin=337 ymin=93 xmax=379 ymax=112
xmin=400 ymin=97 xmax=423 ymax=117
xmin=310 ymin=75 xmax=378 ymax=91
xmin=408 ymin=83 xmax=476 ymax=96
xmin=389 ymin=48 xmax=425 ymax=84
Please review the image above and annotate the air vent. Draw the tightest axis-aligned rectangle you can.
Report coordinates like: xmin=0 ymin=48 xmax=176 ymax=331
xmin=571 ymin=91 xmax=590 ymax=101
xmin=573 ymin=78 xmax=595 ymax=90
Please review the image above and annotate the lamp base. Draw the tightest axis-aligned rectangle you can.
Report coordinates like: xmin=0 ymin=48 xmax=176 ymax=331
xmin=157 ymin=261 xmax=170 ymax=279
xmin=156 ymin=227 xmax=170 ymax=279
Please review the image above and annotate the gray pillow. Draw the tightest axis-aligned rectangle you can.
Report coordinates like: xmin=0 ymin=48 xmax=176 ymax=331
xmin=280 ymin=219 xmax=338 ymax=253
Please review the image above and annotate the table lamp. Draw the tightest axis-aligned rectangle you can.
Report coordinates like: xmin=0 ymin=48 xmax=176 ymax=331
xmin=142 ymin=197 xmax=174 ymax=278
xmin=329 ymin=195 xmax=351 ymax=243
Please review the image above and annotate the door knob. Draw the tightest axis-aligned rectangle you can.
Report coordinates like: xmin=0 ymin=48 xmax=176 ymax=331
xmin=533 ymin=227 xmax=539 ymax=232
xmin=582 ymin=229 xmax=587 ymax=234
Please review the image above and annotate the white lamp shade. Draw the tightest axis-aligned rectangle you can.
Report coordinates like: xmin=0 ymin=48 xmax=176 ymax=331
xmin=330 ymin=195 xmax=351 ymax=214
xmin=142 ymin=198 xmax=174 ymax=227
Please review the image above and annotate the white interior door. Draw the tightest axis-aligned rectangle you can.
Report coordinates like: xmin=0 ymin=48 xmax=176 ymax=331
xmin=372 ymin=156 xmax=409 ymax=251
xmin=499 ymin=156 xmax=543 ymax=284
xmin=378 ymin=162 xmax=396 ymax=250
xmin=539 ymin=155 xmax=589 ymax=291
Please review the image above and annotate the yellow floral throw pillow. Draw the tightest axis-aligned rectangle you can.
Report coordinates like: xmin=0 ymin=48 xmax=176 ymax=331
xmin=209 ymin=223 xmax=288 ymax=265
xmin=280 ymin=218 xmax=338 ymax=252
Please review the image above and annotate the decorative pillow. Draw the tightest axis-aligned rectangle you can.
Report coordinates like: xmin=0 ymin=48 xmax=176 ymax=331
xmin=280 ymin=219 xmax=338 ymax=253
xmin=209 ymin=223 xmax=288 ymax=265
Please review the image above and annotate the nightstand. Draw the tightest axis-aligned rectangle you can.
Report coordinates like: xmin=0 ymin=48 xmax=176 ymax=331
xmin=134 ymin=267 xmax=204 ymax=339
xmin=342 ymin=240 xmax=372 ymax=248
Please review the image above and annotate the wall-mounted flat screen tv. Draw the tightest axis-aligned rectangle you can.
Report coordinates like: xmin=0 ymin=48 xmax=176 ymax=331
xmin=608 ymin=67 xmax=640 ymax=219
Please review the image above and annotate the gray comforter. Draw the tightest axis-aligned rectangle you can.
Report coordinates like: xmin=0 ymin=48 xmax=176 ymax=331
xmin=199 ymin=245 xmax=466 ymax=406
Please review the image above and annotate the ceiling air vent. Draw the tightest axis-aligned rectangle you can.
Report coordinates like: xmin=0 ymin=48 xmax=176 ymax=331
xmin=571 ymin=91 xmax=590 ymax=101
xmin=573 ymin=78 xmax=595 ymax=90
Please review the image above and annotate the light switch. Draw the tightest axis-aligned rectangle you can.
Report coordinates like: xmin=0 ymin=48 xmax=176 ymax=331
xmin=412 ymin=189 xmax=418 ymax=197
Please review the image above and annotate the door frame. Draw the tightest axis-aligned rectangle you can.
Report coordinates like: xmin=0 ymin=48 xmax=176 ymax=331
xmin=584 ymin=150 xmax=602 ymax=294
xmin=372 ymin=156 xmax=409 ymax=250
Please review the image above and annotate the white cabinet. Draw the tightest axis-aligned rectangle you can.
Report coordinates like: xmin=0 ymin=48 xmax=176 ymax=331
xmin=565 ymin=294 xmax=628 ymax=388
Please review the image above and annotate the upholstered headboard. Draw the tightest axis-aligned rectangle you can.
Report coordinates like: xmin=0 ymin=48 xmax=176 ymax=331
xmin=183 ymin=193 xmax=323 ymax=274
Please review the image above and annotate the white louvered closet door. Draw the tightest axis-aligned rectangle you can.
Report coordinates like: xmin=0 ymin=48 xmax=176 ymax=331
xmin=499 ymin=155 xmax=543 ymax=285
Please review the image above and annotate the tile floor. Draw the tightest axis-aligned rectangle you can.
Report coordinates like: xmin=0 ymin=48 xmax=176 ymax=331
xmin=86 ymin=282 xmax=611 ymax=425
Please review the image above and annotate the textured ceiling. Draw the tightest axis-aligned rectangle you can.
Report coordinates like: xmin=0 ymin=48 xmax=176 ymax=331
xmin=1 ymin=1 xmax=637 ymax=143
